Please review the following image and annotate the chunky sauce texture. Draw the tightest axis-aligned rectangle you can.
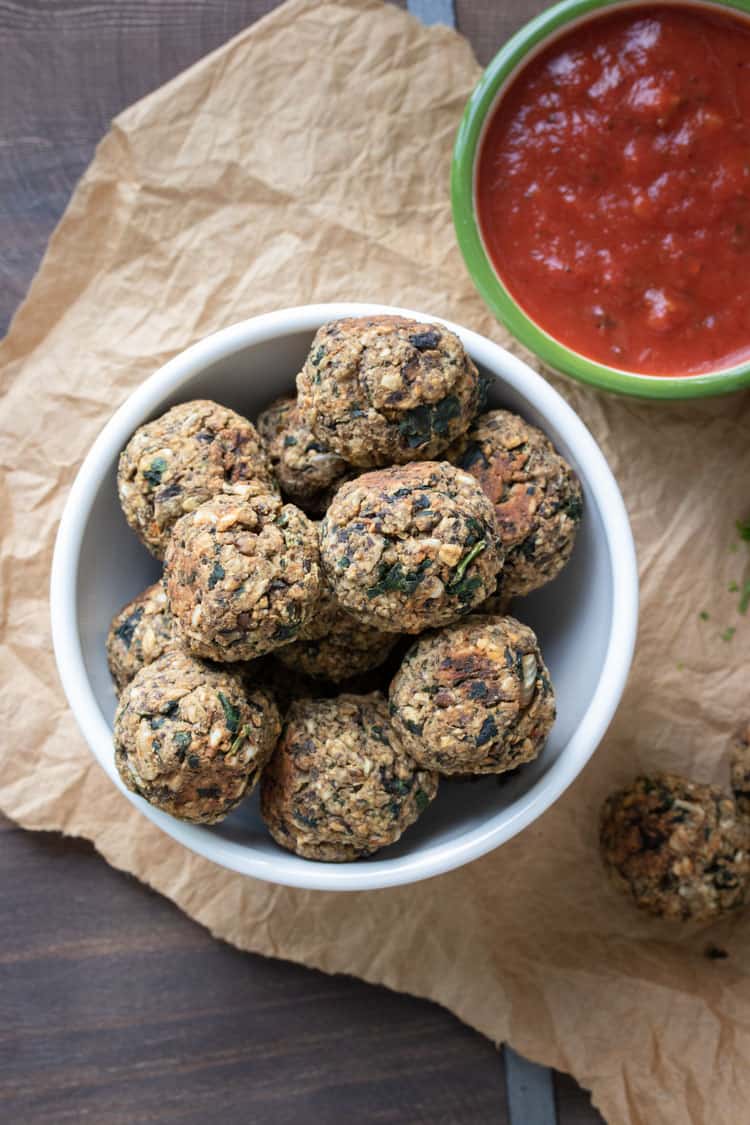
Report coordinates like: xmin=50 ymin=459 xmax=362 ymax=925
xmin=477 ymin=6 xmax=750 ymax=375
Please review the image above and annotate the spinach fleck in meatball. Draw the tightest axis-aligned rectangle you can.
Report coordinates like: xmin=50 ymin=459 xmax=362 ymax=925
xmin=297 ymin=316 xmax=484 ymax=467
xmin=117 ymin=399 xmax=275 ymax=558
xmin=260 ymin=693 xmax=438 ymax=861
xmin=321 ymin=462 xmax=503 ymax=633
xmin=256 ymin=394 xmax=351 ymax=515
xmin=275 ymin=576 xmax=398 ymax=682
xmin=449 ymin=410 xmax=582 ymax=597
xmin=599 ymin=773 xmax=750 ymax=921
xmin=164 ymin=490 xmax=321 ymax=662
xmin=389 ymin=616 xmax=555 ymax=775
xmin=114 ymin=650 xmax=280 ymax=824
xmin=106 ymin=581 xmax=177 ymax=692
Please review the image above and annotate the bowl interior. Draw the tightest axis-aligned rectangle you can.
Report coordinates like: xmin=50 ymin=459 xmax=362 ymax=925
xmin=72 ymin=312 xmax=621 ymax=889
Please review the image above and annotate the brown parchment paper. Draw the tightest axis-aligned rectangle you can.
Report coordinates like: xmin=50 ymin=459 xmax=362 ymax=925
xmin=2 ymin=2 xmax=750 ymax=1121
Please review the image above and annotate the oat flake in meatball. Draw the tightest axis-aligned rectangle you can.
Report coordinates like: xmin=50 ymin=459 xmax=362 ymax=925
xmin=449 ymin=410 xmax=582 ymax=598
xmin=256 ymin=394 xmax=350 ymax=515
xmin=114 ymin=650 xmax=281 ymax=825
xmin=297 ymin=316 xmax=484 ymax=467
xmin=106 ymin=581 xmax=177 ymax=692
xmin=321 ymin=462 xmax=503 ymax=633
xmin=165 ymin=490 xmax=321 ymax=662
xmin=599 ymin=773 xmax=750 ymax=921
xmin=274 ymin=576 xmax=398 ymax=682
xmin=260 ymin=693 xmax=438 ymax=862
xmin=117 ymin=399 xmax=276 ymax=558
xmin=389 ymin=616 xmax=555 ymax=775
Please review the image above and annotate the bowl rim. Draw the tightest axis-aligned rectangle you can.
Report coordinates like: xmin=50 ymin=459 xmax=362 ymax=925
xmin=50 ymin=301 xmax=639 ymax=891
xmin=451 ymin=0 xmax=750 ymax=399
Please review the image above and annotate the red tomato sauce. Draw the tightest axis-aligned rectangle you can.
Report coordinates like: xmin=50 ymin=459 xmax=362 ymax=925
xmin=477 ymin=5 xmax=750 ymax=375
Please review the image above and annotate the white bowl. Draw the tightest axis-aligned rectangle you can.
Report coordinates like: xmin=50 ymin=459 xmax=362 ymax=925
xmin=50 ymin=303 xmax=638 ymax=891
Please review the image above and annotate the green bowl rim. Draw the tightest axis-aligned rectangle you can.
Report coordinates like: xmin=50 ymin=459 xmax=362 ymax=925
xmin=451 ymin=0 xmax=750 ymax=399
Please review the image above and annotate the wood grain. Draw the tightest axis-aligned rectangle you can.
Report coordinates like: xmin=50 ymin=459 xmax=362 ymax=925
xmin=0 ymin=3 xmax=605 ymax=1122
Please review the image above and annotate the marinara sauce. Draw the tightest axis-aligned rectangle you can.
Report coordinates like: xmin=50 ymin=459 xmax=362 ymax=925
xmin=477 ymin=5 xmax=750 ymax=375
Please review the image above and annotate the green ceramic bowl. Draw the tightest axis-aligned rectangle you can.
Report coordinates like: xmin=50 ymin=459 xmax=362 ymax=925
xmin=451 ymin=0 xmax=750 ymax=399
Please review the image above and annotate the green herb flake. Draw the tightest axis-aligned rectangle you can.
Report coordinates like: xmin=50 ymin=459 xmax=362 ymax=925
xmin=398 ymin=405 xmax=432 ymax=449
xmin=737 ymin=518 xmax=750 ymax=542
xmin=230 ymin=724 xmax=253 ymax=755
xmin=114 ymin=606 xmax=144 ymax=649
xmin=143 ymin=456 xmax=167 ymax=487
xmin=676 ymin=661 xmax=685 ymax=671
xmin=208 ymin=562 xmax=225 ymax=589
xmin=415 ymin=788 xmax=430 ymax=813
xmin=729 ymin=581 xmax=740 ymax=592
xmin=721 ymin=626 xmax=736 ymax=642
xmin=273 ymin=623 xmax=299 ymax=642
xmin=448 ymin=540 xmax=486 ymax=591
xmin=464 ymin=516 xmax=485 ymax=546
xmin=409 ymin=329 xmax=441 ymax=350
xmin=450 ymin=575 xmax=483 ymax=606
xmin=459 ymin=443 xmax=489 ymax=472
xmin=699 ymin=611 xmax=710 ymax=622
xmin=383 ymin=776 xmax=410 ymax=797
xmin=739 ymin=580 xmax=750 ymax=615
xmin=563 ymin=494 xmax=584 ymax=522
xmin=397 ymin=395 xmax=461 ymax=448
xmin=217 ymin=691 xmax=240 ymax=733
xmin=366 ymin=559 xmax=430 ymax=599
xmin=430 ymin=394 xmax=461 ymax=437
xmin=476 ymin=715 xmax=498 ymax=747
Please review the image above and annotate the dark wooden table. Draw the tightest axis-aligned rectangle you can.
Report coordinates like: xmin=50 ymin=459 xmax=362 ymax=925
xmin=0 ymin=3 xmax=604 ymax=1121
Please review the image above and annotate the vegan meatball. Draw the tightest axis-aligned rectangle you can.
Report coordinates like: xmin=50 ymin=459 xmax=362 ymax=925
xmin=106 ymin=581 xmax=177 ymax=692
xmin=117 ymin=400 xmax=275 ymax=558
xmin=321 ymin=462 xmax=503 ymax=633
xmin=449 ymin=410 xmax=582 ymax=597
xmin=389 ymin=616 xmax=555 ymax=775
xmin=114 ymin=650 xmax=281 ymax=824
xmin=164 ymin=490 xmax=321 ymax=662
xmin=730 ymin=720 xmax=750 ymax=820
xmin=297 ymin=316 xmax=484 ymax=467
xmin=260 ymin=693 xmax=438 ymax=861
xmin=274 ymin=577 xmax=397 ymax=682
xmin=599 ymin=773 xmax=750 ymax=921
xmin=256 ymin=394 xmax=350 ymax=514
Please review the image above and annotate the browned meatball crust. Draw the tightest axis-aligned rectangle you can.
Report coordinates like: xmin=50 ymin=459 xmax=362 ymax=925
xmin=729 ymin=721 xmax=750 ymax=820
xmin=256 ymin=394 xmax=351 ymax=514
xmin=599 ymin=773 xmax=750 ymax=921
xmin=320 ymin=462 xmax=503 ymax=633
xmin=274 ymin=577 xmax=397 ymax=682
xmin=106 ymin=581 xmax=178 ymax=692
xmin=114 ymin=650 xmax=281 ymax=824
xmin=449 ymin=410 xmax=582 ymax=597
xmin=260 ymin=693 xmax=438 ymax=861
xmin=297 ymin=316 xmax=484 ymax=467
xmin=389 ymin=616 xmax=555 ymax=775
xmin=117 ymin=399 xmax=275 ymax=558
xmin=164 ymin=491 xmax=321 ymax=662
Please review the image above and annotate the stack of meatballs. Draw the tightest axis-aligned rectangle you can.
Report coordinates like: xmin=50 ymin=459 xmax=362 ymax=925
xmin=109 ymin=315 xmax=582 ymax=862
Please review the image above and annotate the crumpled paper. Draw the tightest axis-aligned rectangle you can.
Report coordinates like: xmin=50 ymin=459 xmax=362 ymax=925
xmin=1 ymin=1 xmax=750 ymax=1121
